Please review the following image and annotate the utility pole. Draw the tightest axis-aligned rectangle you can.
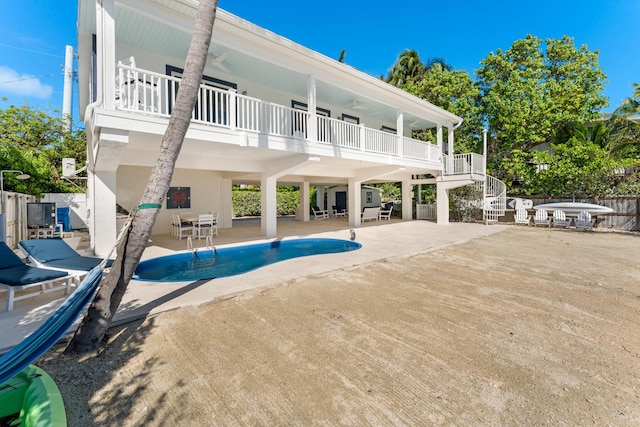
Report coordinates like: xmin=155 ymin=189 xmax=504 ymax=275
xmin=62 ymin=45 xmax=74 ymax=130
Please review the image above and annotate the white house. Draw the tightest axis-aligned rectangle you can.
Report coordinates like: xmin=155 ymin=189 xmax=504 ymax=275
xmin=77 ymin=0 xmax=502 ymax=256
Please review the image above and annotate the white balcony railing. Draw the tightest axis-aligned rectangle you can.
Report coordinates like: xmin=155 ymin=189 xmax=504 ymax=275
xmin=442 ymin=153 xmax=485 ymax=176
xmin=114 ymin=63 xmax=440 ymax=163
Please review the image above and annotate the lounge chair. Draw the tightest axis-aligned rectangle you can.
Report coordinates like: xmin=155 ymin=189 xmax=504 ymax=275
xmin=533 ymin=209 xmax=551 ymax=227
xmin=361 ymin=207 xmax=380 ymax=222
xmin=514 ymin=208 xmax=531 ymax=226
xmin=0 ymin=242 xmax=73 ymax=311
xmin=575 ymin=211 xmax=595 ymax=230
xmin=552 ymin=210 xmax=572 ymax=228
xmin=18 ymin=238 xmax=114 ymax=285
xmin=312 ymin=206 xmax=329 ymax=220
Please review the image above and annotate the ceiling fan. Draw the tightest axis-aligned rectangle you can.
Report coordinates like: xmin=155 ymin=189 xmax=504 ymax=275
xmin=209 ymin=52 xmax=230 ymax=72
xmin=350 ymin=100 xmax=367 ymax=110
xmin=408 ymin=119 xmax=420 ymax=127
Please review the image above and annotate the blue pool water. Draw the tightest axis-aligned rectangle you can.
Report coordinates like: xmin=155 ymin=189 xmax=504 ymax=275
xmin=134 ymin=238 xmax=361 ymax=282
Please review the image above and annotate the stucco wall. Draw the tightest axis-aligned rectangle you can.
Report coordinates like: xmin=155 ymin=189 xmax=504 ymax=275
xmin=116 ymin=165 xmax=225 ymax=235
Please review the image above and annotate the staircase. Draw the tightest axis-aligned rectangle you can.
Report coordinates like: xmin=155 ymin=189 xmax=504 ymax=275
xmin=440 ymin=154 xmax=506 ymax=223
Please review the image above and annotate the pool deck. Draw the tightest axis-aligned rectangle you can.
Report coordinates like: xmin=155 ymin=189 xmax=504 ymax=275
xmin=0 ymin=218 xmax=507 ymax=353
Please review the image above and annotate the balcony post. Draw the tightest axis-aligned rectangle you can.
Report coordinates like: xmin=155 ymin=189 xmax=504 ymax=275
xmin=396 ymin=111 xmax=404 ymax=157
xmin=307 ymin=75 xmax=317 ymax=142
xmin=229 ymin=88 xmax=237 ymax=130
xmin=359 ymin=124 xmax=365 ymax=151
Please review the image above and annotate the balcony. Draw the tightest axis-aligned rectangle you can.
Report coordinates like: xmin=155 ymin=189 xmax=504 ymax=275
xmin=114 ymin=63 xmax=442 ymax=164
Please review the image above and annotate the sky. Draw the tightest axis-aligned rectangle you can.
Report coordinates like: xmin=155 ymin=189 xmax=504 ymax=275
xmin=1 ymin=0 xmax=638 ymax=122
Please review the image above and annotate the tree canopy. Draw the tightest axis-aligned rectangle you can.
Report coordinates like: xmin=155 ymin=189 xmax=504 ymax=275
xmin=383 ymin=35 xmax=640 ymax=198
xmin=475 ymin=35 xmax=608 ymax=155
xmin=0 ymin=101 xmax=87 ymax=195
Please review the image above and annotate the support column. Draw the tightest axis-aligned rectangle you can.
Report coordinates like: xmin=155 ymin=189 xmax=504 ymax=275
xmin=348 ymin=178 xmax=361 ymax=227
xmin=436 ymin=183 xmax=450 ymax=224
xmin=222 ymin=177 xmax=233 ymax=228
xmin=448 ymin=125 xmax=455 ymax=156
xmin=261 ymin=175 xmax=277 ymax=237
xmin=401 ymin=180 xmax=412 ymax=220
xmin=300 ymin=181 xmax=310 ymax=221
xmin=89 ymin=170 xmax=117 ymax=257
xmin=96 ymin=0 xmax=116 ymax=109
xmin=316 ymin=185 xmax=325 ymax=209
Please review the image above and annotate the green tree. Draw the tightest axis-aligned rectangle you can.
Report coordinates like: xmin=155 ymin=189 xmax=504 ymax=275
xmin=67 ymin=0 xmax=220 ymax=353
xmin=606 ymin=82 xmax=640 ymax=160
xmin=385 ymin=49 xmax=424 ymax=87
xmin=404 ymin=66 xmax=482 ymax=153
xmin=476 ymin=35 xmax=608 ymax=162
xmin=0 ymin=102 xmax=87 ymax=195
xmin=617 ymin=82 xmax=640 ymax=115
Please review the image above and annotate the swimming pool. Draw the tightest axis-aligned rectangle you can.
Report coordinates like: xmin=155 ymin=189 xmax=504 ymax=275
xmin=133 ymin=238 xmax=361 ymax=282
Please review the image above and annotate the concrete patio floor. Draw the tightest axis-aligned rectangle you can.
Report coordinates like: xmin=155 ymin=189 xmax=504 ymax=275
xmin=1 ymin=217 xmax=507 ymax=353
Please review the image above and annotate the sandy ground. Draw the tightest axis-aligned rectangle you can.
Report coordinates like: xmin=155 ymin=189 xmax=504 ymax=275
xmin=39 ymin=226 xmax=640 ymax=426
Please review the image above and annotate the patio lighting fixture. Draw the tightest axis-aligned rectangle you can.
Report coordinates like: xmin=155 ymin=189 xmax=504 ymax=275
xmin=1 ymin=170 xmax=31 ymax=214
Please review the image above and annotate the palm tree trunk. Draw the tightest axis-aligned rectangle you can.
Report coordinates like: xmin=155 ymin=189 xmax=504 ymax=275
xmin=67 ymin=0 xmax=219 ymax=353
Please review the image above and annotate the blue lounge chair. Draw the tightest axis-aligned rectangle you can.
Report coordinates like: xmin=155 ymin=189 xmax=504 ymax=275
xmin=0 ymin=242 xmax=73 ymax=311
xmin=18 ymin=238 xmax=114 ymax=285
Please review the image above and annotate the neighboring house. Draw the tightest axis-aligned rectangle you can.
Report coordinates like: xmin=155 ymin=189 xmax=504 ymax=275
xmin=77 ymin=0 xmax=499 ymax=256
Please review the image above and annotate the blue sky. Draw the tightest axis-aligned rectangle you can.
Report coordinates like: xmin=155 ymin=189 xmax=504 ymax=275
xmin=1 ymin=0 xmax=638 ymax=122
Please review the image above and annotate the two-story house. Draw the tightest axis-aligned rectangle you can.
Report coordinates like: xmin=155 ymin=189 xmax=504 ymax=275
xmin=77 ymin=0 xmax=503 ymax=256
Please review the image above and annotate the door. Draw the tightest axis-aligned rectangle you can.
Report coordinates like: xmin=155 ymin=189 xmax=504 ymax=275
xmin=336 ymin=191 xmax=347 ymax=211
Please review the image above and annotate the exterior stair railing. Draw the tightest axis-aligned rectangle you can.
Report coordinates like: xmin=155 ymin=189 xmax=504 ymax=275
xmin=481 ymin=174 xmax=506 ymax=223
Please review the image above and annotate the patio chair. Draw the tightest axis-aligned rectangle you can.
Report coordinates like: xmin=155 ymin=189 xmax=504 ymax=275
xmin=514 ymin=208 xmax=531 ymax=226
xmin=552 ymin=210 xmax=572 ymax=228
xmin=379 ymin=203 xmax=393 ymax=220
xmin=533 ymin=209 xmax=551 ymax=227
xmin=18 ymin=238 xmax=114 ymax=285
xmin=0 ymin=242 xmax=73 ymax=311
xmin=312 ymin=206 xmax=329 ymax=220
xmin=575 ymin=211 xmax=595 ymax=230
xmin=193 ymin=213 xmax=217 ymax=239
xmin=332 ymin=205 xmax=347 ymax=218
xmin=175 ymin=214 xmax=194 ymax=239
xmin=361 ymin=207 xmax=380 ymax=222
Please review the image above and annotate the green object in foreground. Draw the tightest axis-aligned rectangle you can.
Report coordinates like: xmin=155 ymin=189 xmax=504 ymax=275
xmin=0 ymin=364 xmax=66 ymax=427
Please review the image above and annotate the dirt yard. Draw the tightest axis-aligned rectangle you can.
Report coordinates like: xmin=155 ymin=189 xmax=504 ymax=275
xmin=39 ymin=226 xmax=640 ymax=426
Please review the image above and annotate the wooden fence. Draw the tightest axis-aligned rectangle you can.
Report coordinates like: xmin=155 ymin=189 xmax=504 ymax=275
xmin=1 ymin=191 xmax=37 ymax=248
xmin=524 ymin=196 xmax=639 ymax=231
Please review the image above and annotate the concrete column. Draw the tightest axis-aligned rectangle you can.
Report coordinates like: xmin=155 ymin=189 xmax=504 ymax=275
xmin=436 ymin=183 xmax=450 ymax=224
xmin=222 ymin=177 xmax=233 ymax=229
xmin=300 ymin=181 xmax=310 ymax=221
xmin=348 ymin=178 xmax=361 ymax=227
xmin=260 ymin=175 xmax=277 ymax=237
xmin=401 ymin=180 xmax=412 ymax=220
xmin=89 ymin=169 xmax=117 ymax=257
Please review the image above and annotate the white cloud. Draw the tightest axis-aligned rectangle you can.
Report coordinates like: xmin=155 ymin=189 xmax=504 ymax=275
xmin=0 ymin=66 xmax=53 ymax=99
